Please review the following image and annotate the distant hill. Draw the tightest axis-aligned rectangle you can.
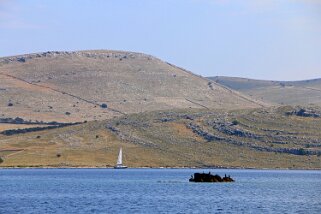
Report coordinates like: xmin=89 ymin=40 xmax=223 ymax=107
xmin=0 ymin=51 xmax=264 ymax=123
xmin=209 ymin=76 xmax=321 ymax=106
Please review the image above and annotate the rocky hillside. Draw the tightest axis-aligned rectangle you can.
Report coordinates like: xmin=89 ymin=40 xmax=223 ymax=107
xmin=209 ymin=76 xmax=321 ymax=106
xmin=0 ymin=51 xmax=264 ymax=123
xmin=1 ymin=107 xmax=320 ymax=169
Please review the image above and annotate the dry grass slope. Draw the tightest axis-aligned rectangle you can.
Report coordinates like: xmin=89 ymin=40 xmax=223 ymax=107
xmin=1 ymin=107 xmax=320 ymax=169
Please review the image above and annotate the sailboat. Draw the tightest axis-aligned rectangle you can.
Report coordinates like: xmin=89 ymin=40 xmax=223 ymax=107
xmin=114 ymin=147 xmax=127 ymax=169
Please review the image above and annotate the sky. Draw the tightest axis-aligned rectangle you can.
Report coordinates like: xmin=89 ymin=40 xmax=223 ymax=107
xmin=0 ymin=0 xmax=320 ymax=81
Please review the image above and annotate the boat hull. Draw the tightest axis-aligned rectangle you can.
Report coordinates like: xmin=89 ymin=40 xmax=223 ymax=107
xmin=114 ymin=165 xmax=128 ymax=169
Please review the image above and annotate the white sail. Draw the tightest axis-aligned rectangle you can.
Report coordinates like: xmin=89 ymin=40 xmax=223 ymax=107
xmin=116 ymin=148 xmax=122 ymax=165
xmin=114 ymin=147 xmax=127 ymax=169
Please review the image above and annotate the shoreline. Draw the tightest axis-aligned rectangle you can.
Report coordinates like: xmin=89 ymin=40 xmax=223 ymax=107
xmin=1 ymin=166 xmax=320 ymax=170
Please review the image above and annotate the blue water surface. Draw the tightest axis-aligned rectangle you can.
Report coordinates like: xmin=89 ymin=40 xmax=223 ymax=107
xmin=1 ymin=169 xmax=320 ymax=213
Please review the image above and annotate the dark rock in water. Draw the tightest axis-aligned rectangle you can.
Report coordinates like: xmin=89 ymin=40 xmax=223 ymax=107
xmin=189 ymin=172 xmax=234 ymax=182
xmin=222 ymin=175 xmax=234 ymax=182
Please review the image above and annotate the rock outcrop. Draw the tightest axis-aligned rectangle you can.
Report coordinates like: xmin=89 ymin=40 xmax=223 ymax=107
xmin=286 ymin=107 xmax=320 ymax=118
xmin=189 ymin=172 xmax=235 ymax=182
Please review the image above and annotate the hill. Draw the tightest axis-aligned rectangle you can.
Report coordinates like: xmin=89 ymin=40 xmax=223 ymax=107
xmin=209 ymin=76 xmax=321 ymax=106
xmin=1 ymin=107 xmax=320 ymax=169
xmin=0 ymin=51 xmax=264 ymax=124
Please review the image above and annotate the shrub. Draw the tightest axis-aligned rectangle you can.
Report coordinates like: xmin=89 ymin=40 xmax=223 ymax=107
xmin=232 ymin=120 xmax=239 ymax=126
xmin=13 ymin=117 xmax=24 ymax=124
xmin=297 ymin=148 xmax=306 ymax=155
xmin=0 ymin=157 xmax=3 ymax=164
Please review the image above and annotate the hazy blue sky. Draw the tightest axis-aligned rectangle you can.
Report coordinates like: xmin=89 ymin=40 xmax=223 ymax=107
xmin=0 ymin=0 xmax=320 ymax=80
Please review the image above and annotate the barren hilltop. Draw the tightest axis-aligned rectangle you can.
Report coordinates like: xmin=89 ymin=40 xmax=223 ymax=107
xmin=0 ymin=51 xmax=263 ymax=123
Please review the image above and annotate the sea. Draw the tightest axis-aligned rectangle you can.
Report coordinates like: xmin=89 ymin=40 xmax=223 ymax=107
xmin=1 ymin=169 xmax=320 ymax=214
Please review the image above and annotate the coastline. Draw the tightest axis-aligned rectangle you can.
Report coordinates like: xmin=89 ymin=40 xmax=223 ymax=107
xmin=1 ymin=166 xmax=320 ymax=170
